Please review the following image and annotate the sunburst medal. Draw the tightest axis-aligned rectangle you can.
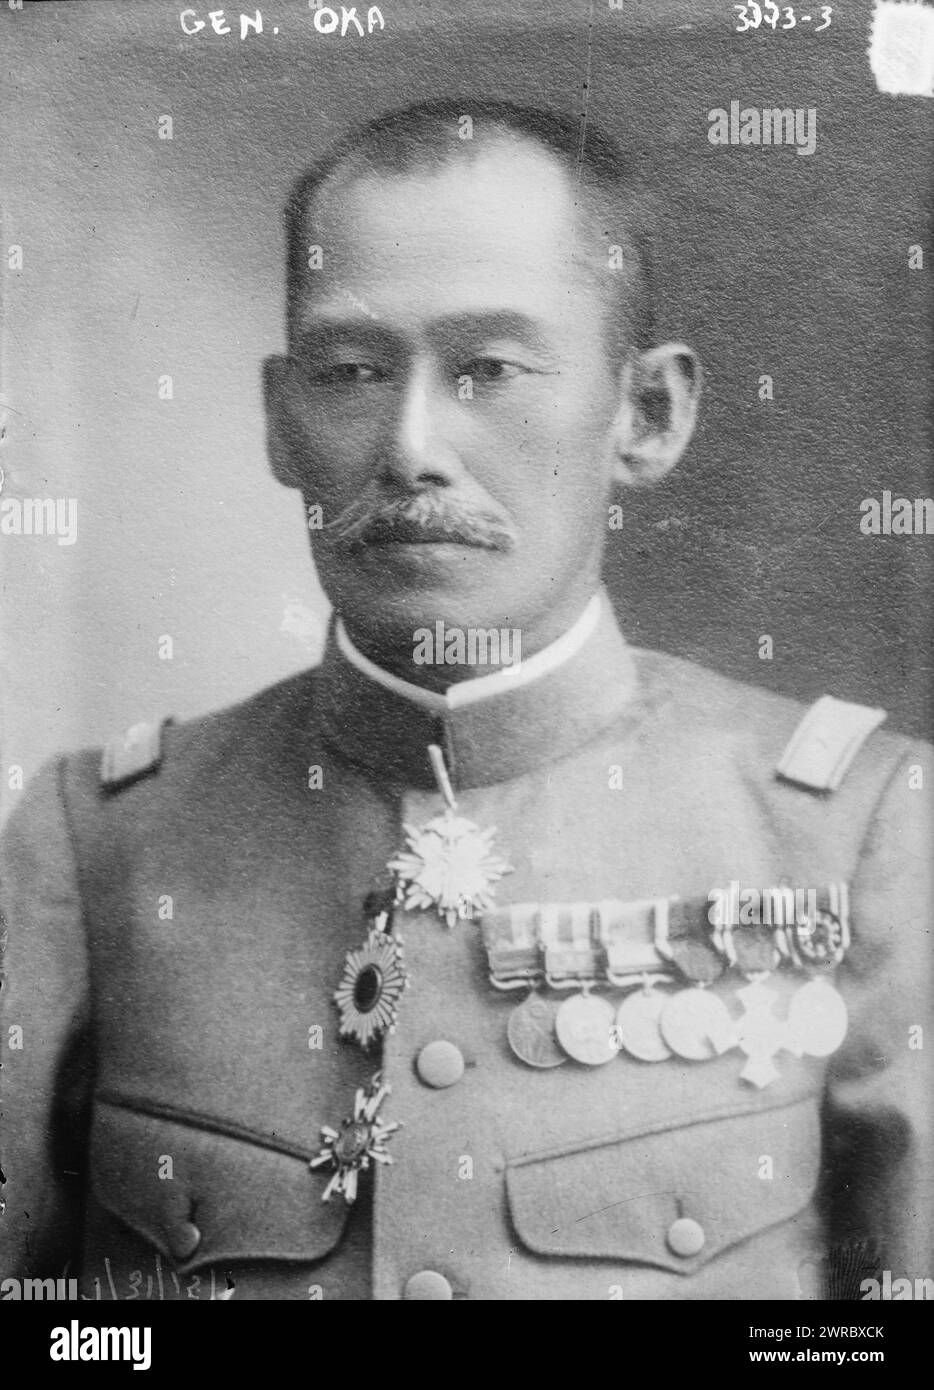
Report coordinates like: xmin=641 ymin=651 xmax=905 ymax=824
xmin=386 ymin=743 xmax=512 ymax=928
xmin=334 ymin=925 xmax=408 ymax=1048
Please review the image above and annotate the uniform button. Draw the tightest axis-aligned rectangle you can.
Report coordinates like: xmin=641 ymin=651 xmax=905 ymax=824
xmin=169 ymin=1219 xmax=201 ymax=1262
xmin=416 ymin=1040 xmax=465 ymax=1089
xmin=666 ymin=1216 xmax=705 ymax=1258
xmin=404 ymin=1270 xmax=453 ymax=1300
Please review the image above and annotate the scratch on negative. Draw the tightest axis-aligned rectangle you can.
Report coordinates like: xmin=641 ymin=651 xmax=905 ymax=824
xmin=551 ymin=1190 xmax=696 ymax=1235
xmin=575 ymin=0 xmax=597 ymax=191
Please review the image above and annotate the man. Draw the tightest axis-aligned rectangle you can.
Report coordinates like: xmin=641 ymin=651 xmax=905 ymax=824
xmin=1 ymin=100 xmax=931 ymax=1302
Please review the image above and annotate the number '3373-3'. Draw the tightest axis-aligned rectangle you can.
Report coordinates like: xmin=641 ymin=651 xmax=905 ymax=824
xmin=733 ymin=4 xmax=833 ymax=31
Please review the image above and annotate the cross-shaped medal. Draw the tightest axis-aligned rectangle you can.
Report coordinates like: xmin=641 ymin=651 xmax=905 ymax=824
xmin=733 ymin=979 xmax=788 ymax=1088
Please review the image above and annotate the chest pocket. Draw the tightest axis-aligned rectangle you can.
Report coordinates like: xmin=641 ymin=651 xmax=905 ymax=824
xmin=89 ymin=1097 xmax=348 ymax=1273
xmin=505 ymin=1092 xmax=821 ymax=1275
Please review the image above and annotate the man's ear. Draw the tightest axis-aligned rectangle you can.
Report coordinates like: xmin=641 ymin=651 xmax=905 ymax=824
xmin=609 ymin=343 xmax=702 ymax=487
xmin=263 ymin=354 xmax=304 ymax=489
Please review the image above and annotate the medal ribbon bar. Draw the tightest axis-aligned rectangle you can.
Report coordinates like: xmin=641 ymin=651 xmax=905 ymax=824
xmin=481 ymin=883 xmax=850 ymax=989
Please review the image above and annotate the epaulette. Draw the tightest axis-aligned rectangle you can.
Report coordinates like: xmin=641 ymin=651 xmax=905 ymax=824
xmin=100 ymin=718 xmax=171 ymax=791
xmin=776 ymin=695 xmax=887 ymax=793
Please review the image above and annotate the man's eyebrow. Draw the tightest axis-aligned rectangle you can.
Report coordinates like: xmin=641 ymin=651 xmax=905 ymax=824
xmin=429 ymin=312 xmax=555 ymax=354
xmin=292 ymin=310 xmax=558 ymax=355
xmin=293 ymin=316 xmax=397 ymax=346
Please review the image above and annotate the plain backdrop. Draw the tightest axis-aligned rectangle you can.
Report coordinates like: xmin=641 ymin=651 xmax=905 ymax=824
xmin=2 ymin=0 xmax=932 ymax=821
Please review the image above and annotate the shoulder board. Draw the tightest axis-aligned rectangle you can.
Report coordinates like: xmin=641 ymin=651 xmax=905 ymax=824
xmin=776 ymin=695 xmax=886 ymax=793
xmin=100 ymin=718 xmax=171 ymax=791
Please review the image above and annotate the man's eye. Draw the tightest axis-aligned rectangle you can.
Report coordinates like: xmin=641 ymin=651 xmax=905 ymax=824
xmin=459 ymin=357 xmax=525 ymax=385
xmin=314 ymin=362 xmax=387 ymax=385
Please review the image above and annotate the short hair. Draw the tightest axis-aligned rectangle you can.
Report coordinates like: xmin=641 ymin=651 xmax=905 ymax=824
xmin=284 ymin=98 xmax=655 ymax=361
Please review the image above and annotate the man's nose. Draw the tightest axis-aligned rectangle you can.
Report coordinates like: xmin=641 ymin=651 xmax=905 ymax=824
xmin=378 ymin=360 xmax=465 ymax=489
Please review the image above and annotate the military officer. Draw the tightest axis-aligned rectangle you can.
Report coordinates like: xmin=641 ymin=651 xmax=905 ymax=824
xmin=1 ymin=99 xmax=931 ymax=1301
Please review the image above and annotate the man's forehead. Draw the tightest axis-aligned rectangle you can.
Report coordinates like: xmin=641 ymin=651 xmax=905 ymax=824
xmin=293 ymin=142 xmax=603 ymax=326
xmin=302 ymin=144 xmax=590 ymax=266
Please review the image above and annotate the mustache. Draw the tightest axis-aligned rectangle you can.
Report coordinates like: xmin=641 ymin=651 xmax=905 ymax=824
xmin=322 ymin=489 xmax=517 ymax=552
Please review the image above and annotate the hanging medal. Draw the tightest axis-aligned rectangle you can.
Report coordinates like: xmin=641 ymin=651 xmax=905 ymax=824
xmin=772 ymin=881 xmax=850 ymax=1059
xmin=554 ymin=986 xmax=619 ymax=1066
xmin=481 ymin=903 xmax=568 ymax=1068
xmin=716 ymin=909 xmax=787 ymax=1088
xmin=310 ymin=1072 xmax=401 ymax=1204
xmin=655 ymin=899 xmax=735 ymax=1061
xmin=507 ymin=991 xmax=568 ymax=1069
xmin=388 ymin=744 xmax=512 ymax=928
xmin=783 ymin=881 xmax=850 ymax=1058
xmin=599 ymin=899 xmax=673 ymax=1062
xmin=542 ymin=903 xmax=618 ymax=1067
xmin=333 ymin=910 xmax=409 ymax=1049
xmin=660 ymin=989 xmax=735 ymax=1061
xmin=730 ymin=978 xmax=786 ymax=1087
xmin=785 ymin=977 xmax=849 ymax=1057
xmin=614 ymin=975 xmax=675 ymax=1063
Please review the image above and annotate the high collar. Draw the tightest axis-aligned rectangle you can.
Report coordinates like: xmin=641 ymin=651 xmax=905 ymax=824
xmin=335 ymin=592 xmax=603 ymax=712
xmin=316 ymin=589 xmax=639 ymax=791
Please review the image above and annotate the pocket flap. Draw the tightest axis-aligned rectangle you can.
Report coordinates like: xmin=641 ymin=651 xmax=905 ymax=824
xmin=506 ymin=1095 xmax=820 ymax=1274
xmin=90 ymin=1099 xmax=348 ymax=1272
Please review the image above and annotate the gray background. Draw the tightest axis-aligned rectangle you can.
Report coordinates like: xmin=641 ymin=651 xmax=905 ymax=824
xmin=2 ymin=0 xmax=932 ymax=819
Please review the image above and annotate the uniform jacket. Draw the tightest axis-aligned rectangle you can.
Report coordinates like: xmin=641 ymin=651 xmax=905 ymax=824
xmin=1 ymin=599 xmax=932 ymax=1300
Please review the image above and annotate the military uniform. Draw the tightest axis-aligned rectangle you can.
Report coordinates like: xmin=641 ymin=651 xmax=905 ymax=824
xmin=2 ymin=594 xmax=932 ymax=1300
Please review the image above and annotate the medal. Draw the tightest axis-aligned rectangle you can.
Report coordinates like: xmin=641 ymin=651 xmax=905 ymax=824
xmin=333 ymin=920 xmax=408 ymax=1048
xmin=777 ymin=882 xmax=850 ymax=971
xmin=507 ymin=993 xmax=567 ymax=1069
xmin=660 ymin=987 xmax=735 ymax=1061
xmin=390 ymin=813 xmax=511 ymax=928
xmin=388 ymin=745 xmax=512 ymax=928
xmin=788 ymin=907 xmax=849 ymax=971
xmin=654 ymin=897 xmax=734 ymax=1061
xmin=309 ymin=1073 xmax=402 ymax=1204
xmin=733 ymin=979 xmax=787 ymax=1088
xmin=786 ymin=977 xmax=849 ymax=1057
xmin=716 ymin=911 xmax=786 ymax=1086
xmin=614 ymin=980 xmax=673 ymax=1062
xmin=554 ymin=991 xmax=619 ymax=1066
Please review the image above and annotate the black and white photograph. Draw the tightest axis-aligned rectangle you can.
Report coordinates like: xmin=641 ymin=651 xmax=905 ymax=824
xmin=1 ymin=0 xmax=932 ymax=1348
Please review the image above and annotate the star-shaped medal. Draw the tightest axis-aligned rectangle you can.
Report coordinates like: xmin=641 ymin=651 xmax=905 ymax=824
xmin=386 ymin=743 xmax=512 ymax=928
xmin=309 ymin=1073 xmax=401 ymax=1204
xmin=389 ymin=809 xmax=512 ymax=928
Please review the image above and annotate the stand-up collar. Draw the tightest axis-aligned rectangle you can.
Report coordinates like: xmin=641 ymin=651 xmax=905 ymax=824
xmin=335 ymin=592 xmax=603 ymax=712
xmin=316 ymin=590 xmax=639 ymax=791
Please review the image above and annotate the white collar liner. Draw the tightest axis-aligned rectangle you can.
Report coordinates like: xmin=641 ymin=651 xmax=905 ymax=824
xmin=335 ymin=591 xmax=604 ymax=713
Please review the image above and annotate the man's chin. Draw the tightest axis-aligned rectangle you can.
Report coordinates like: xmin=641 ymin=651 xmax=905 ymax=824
xmin=328 ymin=556 xmax=519 ymax=655
xmin=328 ymin=543 xmax=506 ymax=611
